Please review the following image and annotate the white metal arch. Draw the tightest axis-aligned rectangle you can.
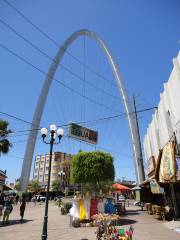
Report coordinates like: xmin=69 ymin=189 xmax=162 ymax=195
xmin=20 ymin=29 xmax=144 ymax=190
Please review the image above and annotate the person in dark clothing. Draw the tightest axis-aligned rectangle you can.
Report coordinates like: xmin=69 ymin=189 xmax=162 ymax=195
xmin=37 ymin=195 xmax=41 ymax=203
xmin=0 ymin=192 xmax=5 ymax=219
xmin=20 ymin=199 xmax=26 ymax=222
xmin=15 ymin=195 xmax=19 ymax=205
xmin=3 ymin=198 xmax=13 ymax=224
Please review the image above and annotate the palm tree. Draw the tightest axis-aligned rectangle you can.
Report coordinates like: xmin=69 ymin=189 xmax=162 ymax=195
xmin=0 ymin=120 xmax=12 ymax=156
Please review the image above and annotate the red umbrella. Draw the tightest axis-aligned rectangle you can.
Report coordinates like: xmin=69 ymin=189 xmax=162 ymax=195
xmin=112 ymin=183 xmax=130 ymax=191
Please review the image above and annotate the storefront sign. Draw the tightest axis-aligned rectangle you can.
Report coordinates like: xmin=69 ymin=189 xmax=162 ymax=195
xmin=150 ymin=179 xmax=164 ymax=194
xmin=68 ymin=123 xmax=98 ymax=144
xmin=159 ymin=142 xmax=175 ymax=182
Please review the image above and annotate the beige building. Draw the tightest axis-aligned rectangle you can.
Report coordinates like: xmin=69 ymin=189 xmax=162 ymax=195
xmin=33 ymin=152 xmax=72 ymax=190
xmin=0 ymin=169 xmax=7 ymax=192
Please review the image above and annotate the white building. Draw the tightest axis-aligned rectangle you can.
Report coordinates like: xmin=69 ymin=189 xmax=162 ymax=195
xmin=143 ymin=51 xmax=180 ymax=176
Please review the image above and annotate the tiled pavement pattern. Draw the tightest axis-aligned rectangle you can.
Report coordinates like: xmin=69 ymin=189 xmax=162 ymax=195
xmin=0 ymin=202 xmax=180 ymax=240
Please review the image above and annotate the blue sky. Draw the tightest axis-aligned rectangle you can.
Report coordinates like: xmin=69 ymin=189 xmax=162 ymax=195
xmin=0 ymin=0 xmax=180 ymax=184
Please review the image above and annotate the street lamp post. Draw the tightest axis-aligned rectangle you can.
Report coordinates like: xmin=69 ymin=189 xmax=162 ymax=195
xmin=40 ymin=124 xmax=64 ymax=240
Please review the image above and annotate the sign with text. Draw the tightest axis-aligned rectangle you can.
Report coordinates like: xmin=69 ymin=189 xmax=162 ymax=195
xmin=68 ymin=123 xmax=98 ymax=144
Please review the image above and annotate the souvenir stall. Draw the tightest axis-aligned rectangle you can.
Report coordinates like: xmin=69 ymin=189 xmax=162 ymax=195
xmin=69 ymin=193 xmax=116 ymax=227
xmin=69 ymin=192 xmax=134 ymax=239
xmin=141 ymin=141 xmax=180 ymax=220
xmin=112 ymin=183 xmax=131 ymax=215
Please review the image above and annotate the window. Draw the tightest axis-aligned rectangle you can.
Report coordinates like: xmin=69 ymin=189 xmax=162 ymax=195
xmin=53 ymin=165 xmax=60 ymax=170
xmin=55 ymin=157 xmax=61 ymax=162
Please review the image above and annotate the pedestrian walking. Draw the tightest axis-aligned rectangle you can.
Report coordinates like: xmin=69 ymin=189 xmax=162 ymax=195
xmin=3 ymin=197 xmax=13 ymax=225
xmin=0 ymin=192 xmax=5 ymax=219
xmin=37 ymin=195 xmax=41 ymax=204
xmin=15 ymin=194 xmax=19 ymax=205
xmin=20 ymin=198 xmax=26 ymax=222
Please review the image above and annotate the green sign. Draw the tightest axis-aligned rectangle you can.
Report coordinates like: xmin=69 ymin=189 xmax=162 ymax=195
xmin=68 ymin=123 xmax=98 ymax=144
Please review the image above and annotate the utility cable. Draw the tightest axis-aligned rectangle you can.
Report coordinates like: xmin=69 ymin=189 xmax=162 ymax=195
xmin=0 ymin=43 xmax=121 ymax=114
xmin=3 ymin=0 xmax=152 ymax=108
xmin=3 ymin=0 xmax=118 ymax=89
xmin=3 ymin=155 xmax=24 ymax=159
xmin=0 ymin=18 xmax=120 ymax=101
xmin=0 ymin=106 xmax=156 ymax=137
xmin=0 ymin=111 xmax=40 ymax=128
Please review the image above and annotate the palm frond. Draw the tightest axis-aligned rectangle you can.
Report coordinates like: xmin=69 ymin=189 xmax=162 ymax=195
xmin=0 ymin=139 xmax=12 ymax=154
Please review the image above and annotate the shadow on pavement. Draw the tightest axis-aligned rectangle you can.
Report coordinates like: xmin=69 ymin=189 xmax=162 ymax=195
xmin=0 ymin=219 xmax=33 ymax=227
xmin=118 ymin=218 xmax=137 ymax=226
xmin=126 ymin=209 xmax=141 ymax=216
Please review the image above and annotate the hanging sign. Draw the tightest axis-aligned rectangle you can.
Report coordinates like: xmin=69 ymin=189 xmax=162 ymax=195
xmin=68 ymin=123 xmax=98 ymax=144
xmin=150 ymin=179 xmax=164 ymax=194
xmin=159 ymin=142 xmax=175 ymax=182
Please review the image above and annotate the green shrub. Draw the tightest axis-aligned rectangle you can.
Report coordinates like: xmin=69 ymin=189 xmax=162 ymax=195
xmin=63 ymin=202 xmax=72 ymax=211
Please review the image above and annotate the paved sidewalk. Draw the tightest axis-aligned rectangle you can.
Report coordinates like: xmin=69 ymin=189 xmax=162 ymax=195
xmin=0 ymin=202 xmax=180 ymax=240
xmin=123 ymin=206 xmax=180 ymax=240
xmin=0 ymin=202 xmax=95 ymax=240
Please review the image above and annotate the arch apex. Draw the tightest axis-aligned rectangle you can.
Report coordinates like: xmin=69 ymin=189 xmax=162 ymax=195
xmin=20 ymin=30 xmax=144 ymax=191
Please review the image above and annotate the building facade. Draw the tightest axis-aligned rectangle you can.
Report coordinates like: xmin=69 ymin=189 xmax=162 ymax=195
xmin=143 ymin=51 xmax=180 ymax=217
xmin=144 ymin=52 xmax=180 ymax=167
xmin=0 ymin=169 xmax=7 ymax=192
xmin=33 ymin=152 xmax=72 ymax=190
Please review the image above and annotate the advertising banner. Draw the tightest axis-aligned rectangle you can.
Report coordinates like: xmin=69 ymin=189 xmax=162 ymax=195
xmin=159 ymin=142 xmax=175 ymax=182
